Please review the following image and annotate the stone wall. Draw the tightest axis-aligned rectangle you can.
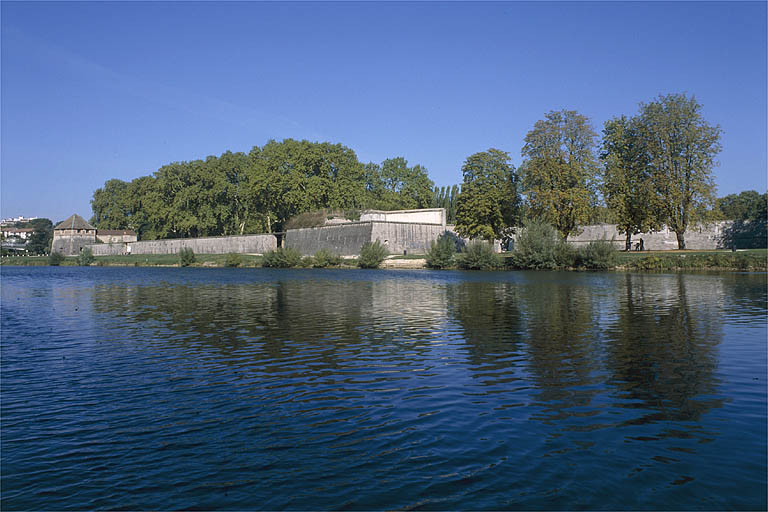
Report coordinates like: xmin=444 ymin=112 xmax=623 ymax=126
xmin=285 ymin=222 xmax=374 ymax=256
xmin=370 ymin=222 xmax=449 ymax=255
xmin=360 ymin=208 xmax=445 ymax=226
xmin=561 ymin=222 xmax=733 ymax=250
xmin=52 ymin=234 xmax=97 ymax=256
xmin=88 ymin=233 xmax=277 ymax=256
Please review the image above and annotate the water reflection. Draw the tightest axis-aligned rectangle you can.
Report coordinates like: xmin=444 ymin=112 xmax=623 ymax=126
xmin=4 ymin=268 xmax=761 ymax=510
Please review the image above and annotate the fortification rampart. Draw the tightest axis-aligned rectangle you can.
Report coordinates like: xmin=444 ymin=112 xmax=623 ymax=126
xmin=559 ymin=222 xmax=733 ymax=250
xmin=360 ymin=208 xmax=446 ymax=226
xmin=370 ymin=221 xmax=450 ymax=255
xmin=52 ymin=235 xmax=97 ymax=256
xmin=88 ymin=233 xmax=277 ymax=256
xmin=285 ymin=222 xmax=374 ymax=256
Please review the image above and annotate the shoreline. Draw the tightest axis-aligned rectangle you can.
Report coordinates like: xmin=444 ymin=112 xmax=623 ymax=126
xmin=1 ymin=249 xmax=766 ymax=272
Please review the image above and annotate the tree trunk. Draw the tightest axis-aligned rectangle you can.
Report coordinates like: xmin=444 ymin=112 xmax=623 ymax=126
xmin=625 ymin=234 xmax=632 ymax=252
xmin=676 ymin=230 xmax=686 ymax=250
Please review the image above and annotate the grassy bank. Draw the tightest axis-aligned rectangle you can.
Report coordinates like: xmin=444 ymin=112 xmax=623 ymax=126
xmin=616 ymin=249 xmax=767 ymax=271
xmin=2 ymin=249 xmax=765 ymax=271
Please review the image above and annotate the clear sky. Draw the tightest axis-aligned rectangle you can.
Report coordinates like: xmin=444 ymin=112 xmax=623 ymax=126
xmin=2 ymin=1 xmax=766 ymax=222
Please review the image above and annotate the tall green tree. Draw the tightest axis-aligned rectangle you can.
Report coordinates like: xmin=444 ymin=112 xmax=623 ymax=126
xmin=716 ymin=190 xmax=766 ymax=222
xmin=364 ymin=157 xmax=433 ymax=210
xmin=26 ymin=218 xmax=53 ymax=254
xmin=454 ymin=149 xmax=520 ymax=241
xmin=637 ymin=93 xmax=721 ymax=249
xmin=521 ymin=109 xmax=598 ymax=240
xmin=90 ymin=179 xmax=133 ymax=229
xmin=601 ymin=115 xmax=661 ymax=250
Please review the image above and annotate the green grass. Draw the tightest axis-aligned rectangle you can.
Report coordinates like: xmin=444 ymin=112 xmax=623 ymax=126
xmin=617 ymin=249 xmax=767 ymax=271
xmin=2 ymin=253 xmax=265 ymax=267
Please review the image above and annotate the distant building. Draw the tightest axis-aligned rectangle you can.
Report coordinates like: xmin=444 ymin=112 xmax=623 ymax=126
xmin=1 ymin=227 xmax=35 ymax=240
xmin=51 ymin=214 xmax=139 ymax=255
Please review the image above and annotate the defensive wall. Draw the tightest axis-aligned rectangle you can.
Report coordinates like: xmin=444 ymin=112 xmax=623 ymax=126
xmin=285 ymin=221 xmax=451 ymax=256
xmin=52 ymin=235 xmax=98 ymax=256
xmin=88 ymin=233 xmax=277 ymax=256
xmin=360 ymin=208 xmax=446 ymax=227
xmin=558 ymin=221 xmax=734 ymax=251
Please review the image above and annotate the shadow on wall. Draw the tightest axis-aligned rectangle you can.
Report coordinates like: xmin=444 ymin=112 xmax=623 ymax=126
xmin=721 ymin=221 xmax=767 ymax=249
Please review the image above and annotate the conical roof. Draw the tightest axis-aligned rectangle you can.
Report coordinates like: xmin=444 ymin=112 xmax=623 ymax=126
xmin=54 ymin=214 xmax=95 ymax=231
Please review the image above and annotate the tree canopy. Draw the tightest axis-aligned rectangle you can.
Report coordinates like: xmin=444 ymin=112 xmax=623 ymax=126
xmin=454 ymin=149 xmax=520 ymax=241
xmin=600 ymin=115 xmax=661 ymax=250
xmin=521 ymin=109 xmax=598 ymax=240
xmin=637 ymin=93 xmax=721 ymax=249
xmin=91 ymin=139 xmax=433 ymax=239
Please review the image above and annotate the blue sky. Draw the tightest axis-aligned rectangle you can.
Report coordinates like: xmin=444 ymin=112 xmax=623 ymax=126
xmin=2 ymin=1 xmax=766 ymax=222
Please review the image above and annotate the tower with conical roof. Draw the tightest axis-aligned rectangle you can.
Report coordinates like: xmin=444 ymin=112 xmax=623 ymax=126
xmin=51 ymin=214 xmax=97 ymax=255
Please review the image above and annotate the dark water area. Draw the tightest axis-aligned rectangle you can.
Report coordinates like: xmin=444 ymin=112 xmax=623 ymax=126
xmin=1 ymin=267 xmax=766 ymax=510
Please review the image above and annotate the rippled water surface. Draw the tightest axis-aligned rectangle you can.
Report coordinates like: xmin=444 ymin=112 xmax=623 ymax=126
xmin=1 ymin=267 xmax=766 ymax=510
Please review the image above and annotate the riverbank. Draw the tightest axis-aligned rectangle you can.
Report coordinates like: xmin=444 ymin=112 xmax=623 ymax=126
xmin=1 ymin=249 xmax=766 ymax=271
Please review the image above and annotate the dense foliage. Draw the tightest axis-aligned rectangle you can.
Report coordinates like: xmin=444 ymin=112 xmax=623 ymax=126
xmin=312 ymin=249 xmax=343 ymax=268
xmin=456 ymin=241 xmax=503 ymax=270
xmin=431 ymin=185 xmax=460 ymax=224
xmin=178 ymin=248 xmax=196 ymax=267
xmin=48 ymin=252 xmax=64 ymax=266
xmin=358 ymin=240 xmax=388 ymax=269
xmin=426 ymin=232 xmax=459 ymax=269
xmin=77 ymin=247 xmax=95 ymax=266
xmin=521 ymin=110 xmax=599 ymax=240
xmin=90 ymin=140 xmax=432 ymax=240
xmin=224 ymin=253 xmax=242 ymax=267
xmin=601 ymin=116 xmax=660 ymax=250
xmin=262 ymin=247 xmax=304 ymax=268
xmin=635 ymin=94 xmax=721 ymax=249
xmin=717 ymin=191 xmax=767 ymax=222
xmin=454 ymin=149 xmax=520 ymax=241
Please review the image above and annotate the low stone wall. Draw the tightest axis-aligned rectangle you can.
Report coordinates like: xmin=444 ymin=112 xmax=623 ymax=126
xmin=563 ymin=222 xmax=732 ymax=250
xmin=88 ymin=233 xmax=277 ymax=256
xmin=285 ymin=222 xmax=374 ymax=256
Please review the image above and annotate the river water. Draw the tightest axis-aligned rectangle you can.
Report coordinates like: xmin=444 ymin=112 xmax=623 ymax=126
xmin=1 ymin=267 xmax=766 ymax=510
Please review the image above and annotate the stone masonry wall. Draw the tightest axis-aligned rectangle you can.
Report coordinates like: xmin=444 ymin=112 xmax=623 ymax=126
xmin=88 ymin=233 xmax=277 ymax=256
xmin=370 ymin=222 xmax=449 ymax=255
xmin=285 ymin=222 xmax=374 ymax=256
xmin=360 ymin=208 xmax=445 ymax=226
xmin=52 ymin=235 xmax=97 ymax=256
xmin=561 ymin=222 xmax=732 ymax=250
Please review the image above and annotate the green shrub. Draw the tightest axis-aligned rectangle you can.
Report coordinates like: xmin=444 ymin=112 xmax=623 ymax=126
xmin=179 ymin=247 xmax=196 ymax=267
xmin=577 ymin=240 xmax=618 ymax=269
xmin=358 ymin=240 xmax=388 ymax=269
xmin=509 ymin=220 xmax=561 ymax=269
xmin=77 ymin=247 xmax=95 ymax=266
xmin=225 ymin=253 xmax=242 ymax=267
xmin=262 ymin=247 xmax=303 ymax=268
xmin=457 ymin=241 xmax=503 ymax=270
xmin=426 ymin=232 xmax=459 ymax=269
xmin=48 ymin=251 xmax=65 ymax=266
xmin=312 ymin=248 xmax=343 ymax=268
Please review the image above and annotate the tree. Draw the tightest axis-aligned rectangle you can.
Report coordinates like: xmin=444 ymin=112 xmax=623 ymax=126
xmin=600 ymin=115 xmax=661 ymax=250
xmin=521 ymin=109 xmax=598 ymax=240
xmin=364 ymin=157 xmax=433 ymax=210
xmin=637 ymin=93 xmax=721 ymax=249
xmin=454 ymin=149 xmax=520 ymax=241
xmin=26 ymin=218 xmax=53 ymax=255
xmin=90 ymin=179 xmax=133 ymax=229
xmin=717 ymin=190 xmax=766 ymax=222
